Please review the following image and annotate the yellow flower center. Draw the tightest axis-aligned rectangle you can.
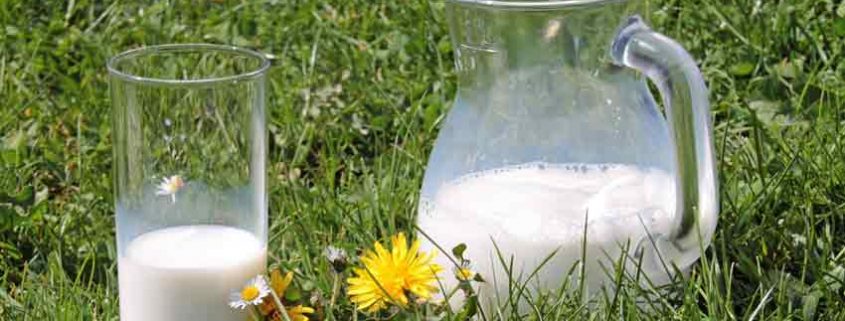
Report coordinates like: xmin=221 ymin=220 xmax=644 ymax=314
xmin=456 ymin=268 xmax=474 ymax=280
xmin=241 ymin=285 xmax=260 ymax=301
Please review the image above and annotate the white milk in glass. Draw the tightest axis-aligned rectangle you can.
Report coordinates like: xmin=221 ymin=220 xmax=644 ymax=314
xmin=418 ymin=162 xmax=677 ymax=305
xmin=118 ymin=225 xmax=266 ymax=321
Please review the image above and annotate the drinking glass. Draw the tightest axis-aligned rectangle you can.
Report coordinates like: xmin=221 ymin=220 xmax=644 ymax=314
xmin=108 ymin=44 xmax=269 ymax=321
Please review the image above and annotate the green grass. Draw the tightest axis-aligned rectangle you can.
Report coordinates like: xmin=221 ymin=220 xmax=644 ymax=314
xmin=2 ymin=0 xmax=845 ymax=320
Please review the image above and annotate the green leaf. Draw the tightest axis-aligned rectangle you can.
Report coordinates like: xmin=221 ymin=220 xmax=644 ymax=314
xmin=749 ymin=100 xmax=781 ymax=125
xmin=13 ymin=186 xmax=34 ymax=205
xmin=5 ymin=26 xmax=19 ymax=36
xmin=0 ymin=206 xmax=17 ymax=232
xmin=0 ymin=149 xmax=19 ymax=165
xmin=774 ymin=59 xmax=803 ymax=79
xmin=729 ymin=62 xmax=755 ymax=76
xmin=284 ymin=286 xmax=302 ymax=302
xmin=454 ymin=294 xmax=478 ymax=321
xmin=824 ymin=265 xmax=844 ymax=292
xmin=802 ymin=291 xmax=821 ymax=320
xmin=834 ymin=19 xmax=845 ymax=37
xmin=452 ymin=243 xmax=467 ymax=260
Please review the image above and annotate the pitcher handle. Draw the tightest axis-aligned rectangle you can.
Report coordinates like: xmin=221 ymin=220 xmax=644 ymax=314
xmin=611 ymin=16 xmax=719 ymax=265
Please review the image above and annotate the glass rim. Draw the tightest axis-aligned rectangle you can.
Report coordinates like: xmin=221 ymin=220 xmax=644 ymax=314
xmin=107 ymin=43 xmax=270 ymax=86
xmin=448 ymin=0 xmax=621 ymax=10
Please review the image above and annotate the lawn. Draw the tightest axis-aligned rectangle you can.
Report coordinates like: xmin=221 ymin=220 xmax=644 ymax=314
xmin=2 ymin=0 xmax=845 ymax=320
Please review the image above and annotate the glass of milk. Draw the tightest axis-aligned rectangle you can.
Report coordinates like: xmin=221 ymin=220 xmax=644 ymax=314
xmin=420 ymin=0 xmax=719 ymax=310
xmin=108 ymin=44 xmax=269 ymax=321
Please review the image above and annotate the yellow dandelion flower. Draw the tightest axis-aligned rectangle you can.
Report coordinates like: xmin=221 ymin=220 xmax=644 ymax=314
xmin=271 ymin=305 xmax=315 ymax=321
xmin=259 ymin=269 xmax=294 ymax=315
xmin=257 ymin=269 xmax=315 ymax=321
xmin=347 ymin=233 xmax=443 ymax=313
xmin=271 ymin=269 xmax=294 ymax=297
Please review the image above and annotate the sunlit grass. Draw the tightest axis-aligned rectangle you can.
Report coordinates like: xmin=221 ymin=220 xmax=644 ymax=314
xmin=2 ymin=0 xmax=845 ymax=319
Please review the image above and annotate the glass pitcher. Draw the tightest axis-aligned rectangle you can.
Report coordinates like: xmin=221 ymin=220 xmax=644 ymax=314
xmin=417 ymin=0 xmax=718 ymax=305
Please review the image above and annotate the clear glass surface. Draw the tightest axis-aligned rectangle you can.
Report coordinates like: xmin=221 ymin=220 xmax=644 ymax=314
xmin=108 ymin=44 xmax=269 ymax=321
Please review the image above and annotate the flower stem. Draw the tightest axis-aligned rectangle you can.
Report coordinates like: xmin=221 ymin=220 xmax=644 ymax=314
xmin=248 ymin=306 xmax=262 ymax=321
xmin=329 ymin=273 xmax=340 ymax=310
xmin=269 ymin=288 xmax=293 ymax=321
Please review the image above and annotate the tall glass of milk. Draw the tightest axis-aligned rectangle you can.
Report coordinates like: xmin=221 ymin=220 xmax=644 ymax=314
xmin=108 ymin=44 xmax=269 ymax=321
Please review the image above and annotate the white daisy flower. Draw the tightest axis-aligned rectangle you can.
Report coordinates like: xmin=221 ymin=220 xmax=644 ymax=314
xmin=454 ymin=263 xmax=483 ymax=282
xmin=323 ymin=246 xmax=347 ymax=262
xmin=228 ymin=275 xmax=270 ymax=310
xmin=155 ymin=175 xmax=185 ymax=203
